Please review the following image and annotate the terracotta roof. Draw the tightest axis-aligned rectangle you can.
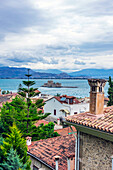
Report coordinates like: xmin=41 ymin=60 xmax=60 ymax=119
xmin=55 ymin=126 xmax=76 ymax=136
xmin=28 ymin=134 xmax=75 ymax=170
xmin=54 ymin=96 xmax=80 ymax=104
xmin=35 ymin=90 xmax=40 ymax=93
xmin=0 ymin=93 xmax=18 ymax=107
xmin=35 ymin=120 xmax=49 ymax=127
xmin=66 ymin=106 xmax=113 ymax=134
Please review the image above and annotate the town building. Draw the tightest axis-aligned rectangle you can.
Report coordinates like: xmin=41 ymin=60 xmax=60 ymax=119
xmin=27 ymin=133 xmax=75 ymax=170
xmin=44 ymin=95 xmax=89 ymax=119
xmin=65 ymin=79 xmax=113 ymax=169
xmin=0 ymin=92 xmax=18 ymax=107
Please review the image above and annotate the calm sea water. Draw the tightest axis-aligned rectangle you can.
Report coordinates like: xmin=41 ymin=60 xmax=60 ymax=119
xmin=0 ymin=79 xmax=109 ymax=98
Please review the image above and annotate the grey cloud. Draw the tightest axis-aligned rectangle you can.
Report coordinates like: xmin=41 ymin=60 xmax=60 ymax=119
xmin=90 ymin=62 xmax=96 ymax=64
xmin=74 ymin=60 xmax=86 ymax=65
xmin=0 ymin=0 xmax=55 ymax=40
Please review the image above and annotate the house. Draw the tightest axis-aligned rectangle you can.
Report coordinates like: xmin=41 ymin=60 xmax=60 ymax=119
xmin=35 ymin=119 xmax=63 ymax=130
xmin=27 ymin=133 xmax=75 ymax=170
xmin=0 ymin=92 xmax=18 ymax=107
xmin=44 ymin=95 xmax=89 ymax=119
xmin=65 ymin=79 xmax=113 ymax=169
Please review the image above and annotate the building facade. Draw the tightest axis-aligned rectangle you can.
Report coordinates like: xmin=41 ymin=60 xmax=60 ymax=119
xmin=44 ymin=95 xmax=89 ymax=119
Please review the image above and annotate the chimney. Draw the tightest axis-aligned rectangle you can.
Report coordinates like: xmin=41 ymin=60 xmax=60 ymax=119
xmin=57 ymin=118 xmax=60 ymax=125
xmin=26 ymin=136 xmax=32 ymax=146
xmin=54 ymin=155 xmax=60 ymax=170
xmin=88 ymin=79 xmax=107 ymax=115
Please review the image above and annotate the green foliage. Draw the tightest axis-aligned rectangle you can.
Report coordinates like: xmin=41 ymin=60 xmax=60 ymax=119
xmin=0 ymin=148 xmax=27 ymax=170
xmin=18 ymin=69 xmax=51 ymax=134
xmin=55 ymin=93 xmax=61 ymax=96
xmin=0 ymin=123 xmax=31 ymax=170
xmin=108 ymin=76 xmax=113 ymax=106
xmin=2 ymin=90 xmax=6 ymax=94
xmin=31 ymin=122 xmax=60 ymax=141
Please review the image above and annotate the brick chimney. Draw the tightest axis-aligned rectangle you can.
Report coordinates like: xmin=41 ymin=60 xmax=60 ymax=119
xmin=88 ymin=79 xmax=107 ymax=115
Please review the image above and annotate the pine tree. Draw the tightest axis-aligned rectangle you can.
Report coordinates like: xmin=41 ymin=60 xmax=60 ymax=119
xmin=0 ymin=148 xmax=27 ymax=170
xmin=18 ymin=68 xmax=50 ymax=134
xmin=108 ymin=76 xmax=113 ymax=106
xmin=0 ymin=123 xmax=31 ymax=170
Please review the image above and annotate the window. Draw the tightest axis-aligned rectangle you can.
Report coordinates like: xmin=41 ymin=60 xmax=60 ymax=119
xmin=70 ymin=99 xmax=73 ymax=104
xmin=54 ymin=109 xmax=56 ymax=115
xmin=33 ymin=165 xmax=39 ymax=170
xmin=74 ymin=112 xmax=77 ymax=114
xmin=99 ymin=85 xmax=102 ymax=92
xmin=92 ymin=86 xmax=96 ymax=92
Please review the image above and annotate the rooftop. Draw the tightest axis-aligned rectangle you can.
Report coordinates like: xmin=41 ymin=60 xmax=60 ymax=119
xmin=28 ymin=134 xmax=75 ymax=170
xmin=66 ymin=106 xmax=113 ymax=134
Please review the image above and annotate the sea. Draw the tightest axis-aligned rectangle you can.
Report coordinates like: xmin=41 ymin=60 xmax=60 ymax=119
xmin=0 ymin=79 xmax=109 ymax=98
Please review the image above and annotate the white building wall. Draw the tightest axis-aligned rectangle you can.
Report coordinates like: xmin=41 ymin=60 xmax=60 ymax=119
xmin=44 ymin=98 xmax=89 ymax=118
xmin=65 ymin=102 xmax=89 ymax=115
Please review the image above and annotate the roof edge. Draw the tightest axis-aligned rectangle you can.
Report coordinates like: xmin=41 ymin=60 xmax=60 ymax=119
xmin=63 ymin=120 xmax=113 ymax=142
xmin=27 ymin=151 xmax=55 ymax=170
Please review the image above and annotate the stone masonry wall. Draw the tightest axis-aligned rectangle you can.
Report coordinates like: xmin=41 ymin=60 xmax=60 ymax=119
xmin=79 ymin=132 xmax=113 ymax=170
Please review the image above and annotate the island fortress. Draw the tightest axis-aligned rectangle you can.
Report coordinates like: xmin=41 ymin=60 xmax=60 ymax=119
xmin=41 ymin=80 xmax=77 ymax=88
xmin=42 ymin=80 xmax=62 ymax=88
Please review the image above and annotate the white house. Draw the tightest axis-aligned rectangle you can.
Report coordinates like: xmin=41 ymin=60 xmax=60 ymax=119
xmin=44 ymin=95 xmax=89 ymax=119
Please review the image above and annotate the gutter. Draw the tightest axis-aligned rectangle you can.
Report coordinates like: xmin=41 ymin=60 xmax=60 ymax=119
xmin=27 ymin=151 xmax=55 ymax=170
xmin=64 ymin=120 xmax=113 ymax=142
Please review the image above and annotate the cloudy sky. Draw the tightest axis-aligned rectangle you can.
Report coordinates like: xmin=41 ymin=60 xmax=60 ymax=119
xmin=0 ymin=0 xmax=113 ymax=72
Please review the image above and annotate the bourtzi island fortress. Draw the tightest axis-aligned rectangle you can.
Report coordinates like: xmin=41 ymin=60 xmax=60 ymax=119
xmin=42 ymin=80 xmax=78 ymax=88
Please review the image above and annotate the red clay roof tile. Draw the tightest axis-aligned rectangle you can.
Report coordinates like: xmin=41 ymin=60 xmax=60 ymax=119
xmin=28 ymin=134 xmax=75 ymax=170
xmin=66 ymin=106 xmax=113 ymax=134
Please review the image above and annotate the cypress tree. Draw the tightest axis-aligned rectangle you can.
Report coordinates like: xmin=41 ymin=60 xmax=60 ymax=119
xmin=108 ymin=76 xmax=113 ymax=106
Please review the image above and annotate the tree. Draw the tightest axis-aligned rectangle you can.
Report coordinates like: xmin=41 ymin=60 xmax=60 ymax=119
xmin=32 ymin=122 xmax=60 ymax=141
xmin=18 ymin=69 xmax=50 ymax=134
xmin=0 ymin=96 xmax=59 ymax=140
xmin=2 ymin=90 xmax=6 ymax=95
xmin=0 ymin=123 xmax=31 ymax=170
xmin=108 ymin=76 xmax=113 ymax=106
xmin=18 ymin=83 xmax=23 ymax=93
xmin=0 ymin=148 xmax=27 ymax=170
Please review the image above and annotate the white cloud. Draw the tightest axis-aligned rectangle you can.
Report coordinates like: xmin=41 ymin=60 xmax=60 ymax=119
xmin=0 ymin=0 xmax=113 ymax=71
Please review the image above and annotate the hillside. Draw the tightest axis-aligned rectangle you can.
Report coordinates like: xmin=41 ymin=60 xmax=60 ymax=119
xmin=0 ymin=67 xmax=70 ymax=79
xmin=69 ymin=69 xmax=113 ymax=79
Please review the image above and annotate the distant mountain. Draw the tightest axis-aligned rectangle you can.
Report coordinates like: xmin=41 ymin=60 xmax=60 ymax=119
xmin=69 ymin=69 xmax=113 ymax=79
xmin=0 ymin=67 xmax=70 ymax=79
xmin=33 ymin=69 xmax=63 ymax=74
xmin=1 ymin=67 xmax=113 ymax=79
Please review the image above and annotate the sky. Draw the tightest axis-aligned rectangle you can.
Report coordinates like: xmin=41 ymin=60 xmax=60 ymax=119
xmin=0 ymin=0 xmax=113 ymax=72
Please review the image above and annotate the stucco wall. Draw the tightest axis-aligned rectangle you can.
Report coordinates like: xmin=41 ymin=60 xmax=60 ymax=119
xmin=30 ymin=156 xmax=51 ymax=170
xmin=79 ymin=132 xmax=113 ymax=170
xmin=44 ymin=98 xmax=89 ymax=119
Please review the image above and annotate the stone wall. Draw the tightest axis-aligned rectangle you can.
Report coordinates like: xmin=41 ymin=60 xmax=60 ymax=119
xmin=79 ymin=132 xmax=113 ymax=170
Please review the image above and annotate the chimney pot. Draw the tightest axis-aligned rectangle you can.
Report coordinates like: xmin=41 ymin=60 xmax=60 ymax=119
xmin=26 ymin=136 xmax=32 ymax=146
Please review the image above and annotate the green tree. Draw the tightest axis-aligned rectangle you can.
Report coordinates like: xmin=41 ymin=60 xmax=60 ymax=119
xmin=2 ymin=90 xmax=6 ymax=95
xmin=18 ymin=69 xmax=50 ymax=133
xmin=0 ymin=123 xmax=31 ymax=170
xmin=0 ymin=96 xmax=59 ymax=140
xmin=32 ymin=122 xmax=60 ymax=141
xmin=0 ymin=148 xmax=27 ymax=170
xmin=108 ymin=76 xmax=113 ymax=106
